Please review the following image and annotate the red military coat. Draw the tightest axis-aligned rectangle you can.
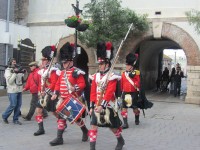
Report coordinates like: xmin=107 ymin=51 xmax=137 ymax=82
xmin=38 ymin=67 xmax=59 ymax=92
xmin=23 ymin=68 xmax=40 ymax=94
xmin=90 ymin=72 xmax=121 ymax=106
xmin=54 ymin=67 xmax=86 ymax=99
xmin=121 ymin=70 xmax=140 ymax=92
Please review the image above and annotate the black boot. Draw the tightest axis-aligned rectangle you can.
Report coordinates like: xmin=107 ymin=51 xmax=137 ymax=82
xmin=122 ymin=118 xmax=129 ymax=129
xmin=34 ymin=122 xmax=45 ymax=136
xmin=90 ymin=141 xmax=96 ymax=150
xmin=135 ymin=115 xmax=140 ymax=125
xmin=115 ymin=135 xmax=125 ymax=150
xmin=49 ymin=129 xmax=64 ymax=146
xmin=81 ymin=125 xmax=88 ymax=141
xmin=43 ymin=109 xmax=48 ymax=118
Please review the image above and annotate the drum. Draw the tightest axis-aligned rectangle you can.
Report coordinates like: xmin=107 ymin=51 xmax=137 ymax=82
xmin=56 ymin=94 xmax=86 ymax=124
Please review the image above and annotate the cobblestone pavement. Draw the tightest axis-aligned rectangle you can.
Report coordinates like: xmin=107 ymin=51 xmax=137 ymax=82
xmin=0 ymin=93 xmax=200 ymax=150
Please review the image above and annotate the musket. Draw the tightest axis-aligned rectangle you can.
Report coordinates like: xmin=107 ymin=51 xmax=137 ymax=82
xmin=96 ymin=23 xmax=133 ymax=107
xmin=40 ymin=37 xmax=63 ymax=107
xmin=41 ymin=36 xmax=63 ymax=92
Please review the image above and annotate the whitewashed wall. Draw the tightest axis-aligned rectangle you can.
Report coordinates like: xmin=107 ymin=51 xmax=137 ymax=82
xmin=28 ymin=0 xmax=90 ymax=23
xmin=28 ymin=0 xmax=200 ymax=61
xmin=0 ymin=20 xmax=29 ymax=48
xmin=30 ymin=25 xmax=75 ymax=60
xmin=122 ymin=0 xmax=200 ymax=18
xmin=28 ymin=0 xmax=90 ymax=61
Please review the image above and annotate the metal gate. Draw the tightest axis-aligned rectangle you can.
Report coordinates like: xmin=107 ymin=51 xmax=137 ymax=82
xmin=0 ymin=65 xmax=7 ymax=88
xmin=14 ymin=38 xmax=36 ymax=71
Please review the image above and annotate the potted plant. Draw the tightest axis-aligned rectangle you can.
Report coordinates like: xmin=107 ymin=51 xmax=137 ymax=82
xmin=64 ymin=15 xmax=82 ymax=28
xmin=76 ymin=20 xmax=91 ymax=32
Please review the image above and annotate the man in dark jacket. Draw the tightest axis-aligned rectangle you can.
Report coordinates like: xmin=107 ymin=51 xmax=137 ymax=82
xmin=174 ymin=64 xmax=184 ymax=97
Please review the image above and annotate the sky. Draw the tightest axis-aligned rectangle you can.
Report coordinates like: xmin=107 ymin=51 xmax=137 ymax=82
xmin=164 ymin=49 xmax=186 ymax=59
xmin=163 ymin=49 xmax=187 ymax=73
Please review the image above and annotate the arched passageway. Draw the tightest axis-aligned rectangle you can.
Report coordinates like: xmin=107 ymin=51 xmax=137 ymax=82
xmin=136 ymin=39 xmax=182 ymax=90
xmin=56 ymin=23 xmax=200 ymax=104
xmin=122 ymin=23 xmax=200 ymax=104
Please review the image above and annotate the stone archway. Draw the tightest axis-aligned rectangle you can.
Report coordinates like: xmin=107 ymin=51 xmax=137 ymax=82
xmin=162 ymin=23 xmax=200 ymax=65
xmin=123 ymin=22 xmax=200 ymax=104
xmin=56 ymin=24 xmax=200 ymax=104
xmin=120 ymin=23 xmax=200 ymax=65
xmin=56 ymin=34 xmax=97 ymax=73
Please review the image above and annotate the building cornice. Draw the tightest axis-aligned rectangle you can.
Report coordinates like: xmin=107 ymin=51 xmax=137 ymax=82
xmin=148 ymin=17 xmax=188 ymax=22
xmin=27 ymin=21 xmax=65 ymax=27
xmin=27 ymin=17 xmax=188 ymax=27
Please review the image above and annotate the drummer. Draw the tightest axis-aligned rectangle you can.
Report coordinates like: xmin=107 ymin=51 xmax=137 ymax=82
xmin=50 ymin=42 xmax=88 ymax=146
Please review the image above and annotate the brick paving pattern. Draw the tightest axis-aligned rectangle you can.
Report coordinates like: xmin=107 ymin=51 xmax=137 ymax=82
xmin=0 ymin=92 xmax=200 ymax=150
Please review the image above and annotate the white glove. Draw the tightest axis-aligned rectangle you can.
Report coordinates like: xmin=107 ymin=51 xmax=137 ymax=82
xmin=42 ymin=70 xmax=49 ymax=79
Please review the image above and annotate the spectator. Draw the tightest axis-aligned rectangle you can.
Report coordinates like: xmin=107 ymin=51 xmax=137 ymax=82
xmin=174 ymin=64 xmax=184 ymax=97
xmin=169 ymin=67 xmax=176 ymax=94
xmin=22 ymin=61 xmax=48 ymax=121
xmin=156 ymin=76 xmax=161 ymax=91
xmin=2 ymin=58 xmax=28 ymax=125
xmin=161 ymin=67 xmax=169 ymax=91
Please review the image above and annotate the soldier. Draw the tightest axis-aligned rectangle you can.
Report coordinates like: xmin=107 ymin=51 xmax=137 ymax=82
xmin=33 ymin=46 xmax=60 ymax=136
xmin=50 ymin=42 xmax=88 ymax=146
xmin=120 ymin=53 xmax=141 ymax=129
xmin=89 ymin=42 xmax=124 ymax=150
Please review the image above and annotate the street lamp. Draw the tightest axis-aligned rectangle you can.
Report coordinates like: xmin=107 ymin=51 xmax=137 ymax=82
xmin=174 ymin=51 xmax=176 ymax=66
xmin=72 ymin=0 xmax=82 ymax=56
xmin=71 ymin=0 xmax=83 ymax=66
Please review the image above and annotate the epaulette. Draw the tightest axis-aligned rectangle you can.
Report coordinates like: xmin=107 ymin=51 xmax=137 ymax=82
xmin=108 ymin=73 xmax=121 ymax=81
xmin=72 ymin=67 xmax=85 ymax=78
xmin=135 ymin=70 xmax=140 ymax=75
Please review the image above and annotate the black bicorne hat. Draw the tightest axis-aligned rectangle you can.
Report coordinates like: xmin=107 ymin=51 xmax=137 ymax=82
xmin=96 ymin=41 xmax=114 ymax=64
xmin=60 ymin=42 xmax=74 ymax=62
xmin=126 ymin=53 xmax=138 ymax=66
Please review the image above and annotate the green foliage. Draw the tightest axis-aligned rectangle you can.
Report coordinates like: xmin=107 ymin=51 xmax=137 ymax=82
xmin=81 ymin=20 xmax=90 ymax=24
xmin=185 ymin=9 xmax=200 ymax=34
xmin=78 ymin=0 xmax=149 ymax=48
xmin=68 ymin=15 xmax=82 ymax=21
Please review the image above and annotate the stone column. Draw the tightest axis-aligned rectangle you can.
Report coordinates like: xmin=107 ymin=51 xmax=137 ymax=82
xmin=185 ymin=66 xmax=200 ymax=104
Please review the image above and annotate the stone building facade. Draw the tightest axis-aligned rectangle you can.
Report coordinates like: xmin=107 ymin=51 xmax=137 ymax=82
xmin=1 ymin=0 xmax=200 ymax=104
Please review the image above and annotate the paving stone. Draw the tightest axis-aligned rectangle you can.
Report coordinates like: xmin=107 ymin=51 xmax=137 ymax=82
xmin=0 ymin=94 xmax=200 ymax=150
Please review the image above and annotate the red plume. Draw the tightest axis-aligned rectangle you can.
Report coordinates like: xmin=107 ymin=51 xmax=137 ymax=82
xmin=70 ymin=43 xmax=75 ymax=47
xmin=135 ymin=54 xmax=139 ymax=59
xmin=106 ymin=42 xmax=112 ymax=51
xmin=51 ymin=45 xmax=56 ymax=51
